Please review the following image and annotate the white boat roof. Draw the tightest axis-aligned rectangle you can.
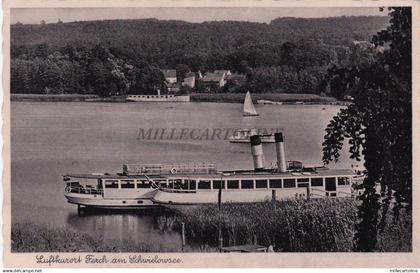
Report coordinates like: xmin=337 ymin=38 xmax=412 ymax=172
xmin=163 ymin=168 xmax=355 ymax=179
xmin=65 ymin=168 xmax=355 ymax=180
xmin=64 ymin=173 xmax=165 ymax=179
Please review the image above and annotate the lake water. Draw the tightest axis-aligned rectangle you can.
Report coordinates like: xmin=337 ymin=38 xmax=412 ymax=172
xmin=11 ymin=101 xmax=356 ymax=250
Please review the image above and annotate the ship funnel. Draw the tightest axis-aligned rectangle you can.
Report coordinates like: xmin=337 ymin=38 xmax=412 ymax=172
xmin=250 ymin=135 xmax=265 ymax=171
xmin=275 ymin=132 xmax=287 ymax=172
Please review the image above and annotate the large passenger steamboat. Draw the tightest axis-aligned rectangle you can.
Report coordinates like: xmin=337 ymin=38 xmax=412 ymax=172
xmin=62 ymin=132 xmax=362 ymax=211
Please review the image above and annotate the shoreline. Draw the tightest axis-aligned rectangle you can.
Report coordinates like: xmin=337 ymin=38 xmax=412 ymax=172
xmin=10 ymin=93 xmax=350 ymax=106
xmin=11 ymin=199 xmax=411 ymax=252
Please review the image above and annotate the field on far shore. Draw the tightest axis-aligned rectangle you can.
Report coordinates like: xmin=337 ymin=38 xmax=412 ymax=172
xmin=10 ymin=93 xmax=339 ymax=104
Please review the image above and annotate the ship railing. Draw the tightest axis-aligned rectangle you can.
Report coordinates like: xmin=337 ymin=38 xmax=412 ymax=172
xmin=160 ymin=187 xmax=197 ymax=194
xmin=65 ymin=184 xmax=103 ymax=195
xmin=337 ymin=191 xmax=356 ymax=198
xmin=310 ymin=188 xmax=356 ymax=199
xmin=308 ymin=188 xmax=327 ymax=198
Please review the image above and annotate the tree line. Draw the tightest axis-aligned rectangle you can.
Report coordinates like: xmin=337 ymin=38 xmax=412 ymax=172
xmin=11 ymin=16 xmax=389 ymax=97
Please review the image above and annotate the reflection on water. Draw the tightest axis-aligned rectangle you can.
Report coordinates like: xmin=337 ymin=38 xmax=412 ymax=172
xmin=66 ymin=208 xmax=182 ymax=249
xmin=11 ymin=102 xmax=358 ymax=248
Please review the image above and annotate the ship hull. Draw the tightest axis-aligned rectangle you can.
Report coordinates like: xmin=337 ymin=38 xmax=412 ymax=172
xmin=64 ymin=192 xmax=157 ymax=209
xmin=243 ymin=113 xmax=259 ymax=117
xmin=229 ymin=136 xmax=275 ymax=143
xmin=152 ymin=188 xmax=309 ymax=208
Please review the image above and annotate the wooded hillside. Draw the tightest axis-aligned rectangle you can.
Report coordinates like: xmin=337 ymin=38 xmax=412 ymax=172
xmin=10 ymin=16 xmax=390 ymax=97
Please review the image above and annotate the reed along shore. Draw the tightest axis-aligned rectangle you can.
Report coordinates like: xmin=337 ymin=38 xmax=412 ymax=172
xmin=11 ymin=222 xmax=181 ymax=252
xmin=11 ymin=199 xmax=410 ymax=252
xmin=163 ymin=199 xmax=412 ymax=252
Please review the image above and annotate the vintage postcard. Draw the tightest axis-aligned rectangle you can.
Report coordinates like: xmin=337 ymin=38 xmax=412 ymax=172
xmin=2 ymin=0 xmax=419 ymax=269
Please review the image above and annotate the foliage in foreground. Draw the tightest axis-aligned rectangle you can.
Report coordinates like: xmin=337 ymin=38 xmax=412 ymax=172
xmin=11 ymin=222 xmax=180 ymax=252
xmin=159 ymin=199 xmax=411 ymax=252
xmin=322 ymin=7 xmax=412 ymax=251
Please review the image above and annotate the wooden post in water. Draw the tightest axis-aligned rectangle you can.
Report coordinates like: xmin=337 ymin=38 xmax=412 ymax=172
xmin=218 ymin=227 xmax=223 ymax=252
xmin=218 ymin=185 xmax=223 ymax=252
xmin=181 ymin=222 xmax=186 ymax=252
xmin=272 ymin=189 xmax=277 ymax=211
xmin=306 ymin=185 xmax=310 ymax=200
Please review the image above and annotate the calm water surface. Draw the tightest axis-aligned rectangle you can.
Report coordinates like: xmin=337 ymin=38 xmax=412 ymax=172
xmin=11 ymin=101 xmax=356 ymax=250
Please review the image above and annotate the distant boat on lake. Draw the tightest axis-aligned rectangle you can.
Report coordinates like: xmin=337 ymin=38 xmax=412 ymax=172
xmin=257 ymin=99 xmax=283 ymax=105
xmin=229 ymin=128 xmax=275 ymax=143
xmin=126 ymin=89 xmax=190 ymax=102
xmin=243 ymin=91 xmax=259 ymax=116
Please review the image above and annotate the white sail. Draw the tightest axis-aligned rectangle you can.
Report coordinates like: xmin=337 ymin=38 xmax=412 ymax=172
xmin=243 ymin=91 xmax=259 ymax=116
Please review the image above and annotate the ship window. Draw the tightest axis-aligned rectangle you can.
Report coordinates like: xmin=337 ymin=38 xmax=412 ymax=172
xmin=311 ymin=178 xmax=323 ymax=187
xmin=241 ymin=180 xmax=254 ymax=189
xmin=104 ymin=180 xmax=119 ymax=188
xmin=256 ymin=179 xmax=268 ymax=189
xmin=167 ymin=179 xmax=175 ymax=188
xmin=227 ymin=180 xmax=239 ymax=189
xmin=297 ymin=178 xmax=310 ymax=188
xmin=213 ymin=180 xmax=225 ymax=190
xmin=136 ymin=180 xmax=150 ymax=189
xmin=198 ymin=180 xmax=211 ymax=189
xmin=269 ymin=179 xmax=282 ymax=188
xmin=325 ymin=177 xmax=336 ymax=184
xmin=173 ymin=179 xmax=185 ymax=189
xmin=338 ymin=177 xmax=349 ymax=186
xmin=189 ymin=180 xmax=197 ymax=190
xmin=284 ymin=179 xmax=296 ymax=188
xmin=121 ymin=180 xmax=135 ymax=189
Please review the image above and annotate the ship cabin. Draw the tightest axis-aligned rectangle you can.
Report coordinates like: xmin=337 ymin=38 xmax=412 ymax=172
xmin=150 ymin=165 xmax=358 ymax=206
xmin=63 ymin=173 xmax=164 ymax=199
xmin=155 ymin=167 xmax=355 ymax=197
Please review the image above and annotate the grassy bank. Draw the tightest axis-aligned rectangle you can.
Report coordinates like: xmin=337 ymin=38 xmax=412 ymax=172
xmin=11 ymin=94 xmax=100 ymax=102
xmin=11 ymin=93 xmax=340 ymax=104
xmin=162 ymin=199 xmax=412 ymax=252
xmin=190 ymin=93 xmax=338 ymax=104
xmin=11 ymin=222 xmax=180 ymax=252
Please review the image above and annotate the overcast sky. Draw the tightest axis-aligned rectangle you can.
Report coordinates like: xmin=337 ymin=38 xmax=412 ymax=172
xmin=11 ymin=7 xmax=387 ymax=24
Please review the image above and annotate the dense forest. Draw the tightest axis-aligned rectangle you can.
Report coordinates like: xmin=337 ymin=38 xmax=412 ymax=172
xmin=11 ymin=16 xmax=390 ymax=97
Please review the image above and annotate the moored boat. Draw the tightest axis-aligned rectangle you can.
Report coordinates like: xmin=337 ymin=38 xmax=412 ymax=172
xmin=229 ymin=128 xmax=275 ymax=143
xmin=62 ymin=163 xmax=217 ymax=210
xmin=257 ymin=99 xmax=283 ymax=105
xmin=126 ymin=90 xmax=190 ymax=102
xmin=63 ymin=133 xmax=362 ymax=211
xmin=152 ymin=133 xmax=362 ymax=209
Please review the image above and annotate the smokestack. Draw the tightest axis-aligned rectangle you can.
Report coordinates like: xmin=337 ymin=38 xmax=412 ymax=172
xmin=250 ymin=135 xmax=265 ymax=171
xmin=275 ymin=132 xmax=287 ymax=172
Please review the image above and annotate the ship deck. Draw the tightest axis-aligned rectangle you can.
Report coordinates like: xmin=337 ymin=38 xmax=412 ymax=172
xmin=65 ymin=168 xmax=355 ymax=180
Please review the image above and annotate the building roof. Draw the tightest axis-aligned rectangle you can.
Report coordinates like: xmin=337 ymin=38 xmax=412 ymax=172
xmin=226 ymin=73 xmax=247 ymax=81
xmin=161 ymin=69 xmax=177 ymax=78
xmin=214 ymin=70 xmax=231 ymax=75
xmin=201 ymin=73 xmax=224 ymax=82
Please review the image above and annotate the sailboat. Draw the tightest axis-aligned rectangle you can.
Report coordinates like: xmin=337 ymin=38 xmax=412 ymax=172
xmin=243 ymin=91 xmax=259 ymax=117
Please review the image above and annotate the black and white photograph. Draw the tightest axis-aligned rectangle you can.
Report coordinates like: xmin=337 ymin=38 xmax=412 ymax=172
xmin=2 ymin=0 xmax=416 ymax=268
